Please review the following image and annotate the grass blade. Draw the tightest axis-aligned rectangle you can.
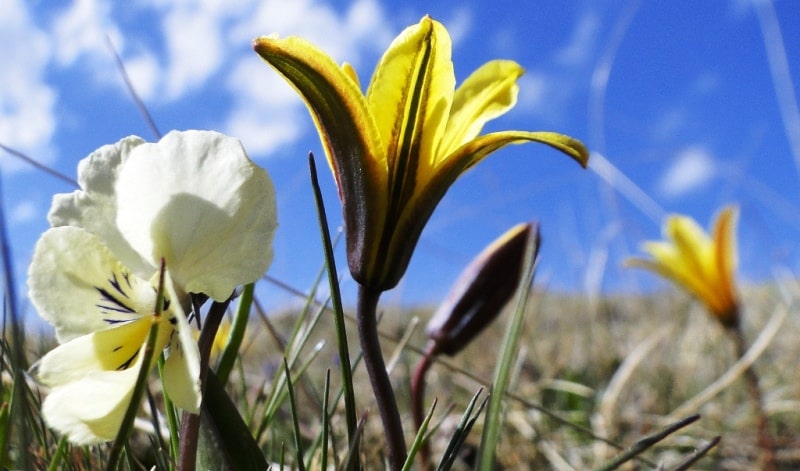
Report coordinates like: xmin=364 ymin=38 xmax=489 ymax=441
xmin=283 ymin=358 xmax=306 ymax=471
xmin=217 ymin=282 xmax=255 ymax=385
xmin=403 ymin=398 xmax=437 ymax=471
xmin=595 ymin=414 xmax=701 ymax=471
xmin=439 ymin=389 xmax=488 ymax=471
xmin=308 ymin=153 xmax=359 ymax=456
xmin=477 ymin=225 xmax=540 ymax=470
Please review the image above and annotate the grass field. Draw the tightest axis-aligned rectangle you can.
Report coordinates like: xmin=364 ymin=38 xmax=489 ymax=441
xmin=5 ymin=279 xmax=798 ymax=469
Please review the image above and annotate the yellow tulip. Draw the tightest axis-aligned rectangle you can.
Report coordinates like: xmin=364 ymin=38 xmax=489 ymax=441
xmin=254 ymin=16 xmax=588 ymax=290
xmin=627 ymin=206 xmax=739 ymax=328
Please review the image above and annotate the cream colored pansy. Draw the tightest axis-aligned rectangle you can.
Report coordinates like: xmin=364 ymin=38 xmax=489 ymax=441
xmin=29 ymin=130 xmax=277 ymax=445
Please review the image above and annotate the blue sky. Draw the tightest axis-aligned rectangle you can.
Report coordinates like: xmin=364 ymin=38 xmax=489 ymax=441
xmin=2 ymin=0 xmax=799 ymax=313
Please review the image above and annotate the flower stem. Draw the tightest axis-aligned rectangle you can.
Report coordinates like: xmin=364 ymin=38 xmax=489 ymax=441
xmin=357 ymin=285 xmax=406 ymax=470
xmin=410 ymin=342 xmax=436 ymax=470
xmin=729 ymin=324 xmax=775 ymax=470
xmin=178 ymin=297 xmax=230 ymax=471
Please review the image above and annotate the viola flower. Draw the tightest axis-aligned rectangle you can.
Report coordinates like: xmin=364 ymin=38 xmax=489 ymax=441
xmin=254 ymin=15 xmax=589 ymax=291
xmin=626 ymin=205 xmax=739 ymax=328
xmin=29 ymin=130 xmax=277 ymax=444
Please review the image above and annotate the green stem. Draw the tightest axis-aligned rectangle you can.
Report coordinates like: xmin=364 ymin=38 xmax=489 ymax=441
xmin=357 ymin=285 xmax=406 ymax=470
xmin=46 ymin=436 xmax=69 ymax=471
xmin=178 ymin=297 xmax=230 ymax=471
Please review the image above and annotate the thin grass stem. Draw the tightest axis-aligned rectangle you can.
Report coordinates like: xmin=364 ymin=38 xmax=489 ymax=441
xmin=595 ymin=414 xmax=700 ymax=471
xmin=283 ymin=358 xmax=306 ymax=471
xmin=411 ymin=342 xmax=436 ymax=469
xmin=308 ymin=153 xmax=359 ymax=465
xmin=729 ymin=324 xmax=776 ymax=470
xmin=404 ymin=398 xmax=437 ymax=471
xmin=477 ymin=235 xmax=538 ymax=470
xmin=217 ymin=282 xmax=255 ymax=385
xmin=46 ymin=435 xmax=69 ymax=471
xmin=106 ymin=260 xmax=169 ymax=471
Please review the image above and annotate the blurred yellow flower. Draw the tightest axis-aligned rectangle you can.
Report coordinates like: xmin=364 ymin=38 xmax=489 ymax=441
xmin=626 ymin=206 xmax=739 ymax=328
xmin=199 ymin=317 xmax=232 ymax=361
xmin=254 ymin=16 xmax=588 ymax=290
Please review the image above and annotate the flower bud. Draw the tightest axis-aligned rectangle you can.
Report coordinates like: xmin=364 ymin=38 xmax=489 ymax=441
xmin=426 ymin=222 xmax=540 ymax=356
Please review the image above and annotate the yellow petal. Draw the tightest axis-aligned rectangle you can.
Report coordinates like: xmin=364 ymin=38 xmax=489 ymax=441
xmin=438 ymin=60 xmax=524 ymax=160
xmin=37 ymin=318 xmax=152 ymax=389
xmin=341 ymin=62 xmax=361 ymax=88
xmin=367 ymin=15 xmax=455 ymax=184
xmin=253 ymin=34 xmax=387 ymax=285
xmin=428 ymin=130 xmax=589 ymax=194
xmin=373 ymin=130 xmax=588 ymax=289
xmin=712 ymin=206 xmax=739 ymax=318
xmin=714 ymin=206 xmax=738 ymax=288
xmin=253 ymin=34 xmax=384 ymax=186
xmin=666 ymin=215 xmax=712 ymax=281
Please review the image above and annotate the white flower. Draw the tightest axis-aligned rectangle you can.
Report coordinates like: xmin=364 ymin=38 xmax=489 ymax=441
xmin=29 ymin=130 xmax=277 ymax=444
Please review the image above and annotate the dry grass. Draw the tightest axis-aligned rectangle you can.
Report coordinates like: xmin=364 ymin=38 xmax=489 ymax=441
xmin=8 ymin=284 xmax=799 ymax=469
xmin=202 ymin=283 xmax=800 ymax=469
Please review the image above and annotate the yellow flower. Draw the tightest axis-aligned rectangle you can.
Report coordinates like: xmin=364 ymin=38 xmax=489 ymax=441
xmin=254 ymin=16 xmax=589 ymax=290
xmin=626 ymin=206 xmax=739 ymax=328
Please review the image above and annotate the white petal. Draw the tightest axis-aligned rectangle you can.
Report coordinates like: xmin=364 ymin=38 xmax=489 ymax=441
xmin=38 ymin=324 xmax=150 ymax=445
xmin=48 ymin=135 xmax=154 ymax=277
xmin=161 ymin=270 xmax=201 ymax=413
xmin=42 ymin=366 xmax=141 ymax=445
xmin=38 ymin=315 xmax=177 ymax=445
xmin=115 ymin=130 xmax=278 ymax=300
xmin=28 ymin=227 xmax=158 ymax=342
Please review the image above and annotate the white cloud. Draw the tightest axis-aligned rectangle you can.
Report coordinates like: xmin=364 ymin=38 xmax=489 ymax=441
xmin=556 ymin=12 xmax=600 ymax=67
xmin=440 ymin=7 xmax=472 ymax=47
xmin=650 ymin=107 xmax=687 ymax=141
xmin=514 ymin=10 xmax=599 ymax=122
xmin=222 ymin=0 xmax=392 ymax=157
xmin=658 ymin=146 xmax=716 ymax=197
xmin=223 ymin=60 xmax=304 ymax=155
xmin=8 ymin=0 xmax=394 ymax=163
xmin=690 ymin=73 xmax=719 ymax=96
xmin=51 ymin=0 xmax=115 ymax=67
xmin=0 ymin=0 xmax=57 ymax=171
xmin=157 ymin=2 xmax=235 ymax=99
xmin=516 ymin=73 xmax=548 ymax=111
xmin=123 ymin=52 xmax=160 ymax=101
xmin=10 ymin=200 xmax=38 ymax=224
xmin=226 ymin=110 xmax=303 ymax=158
xmin=230 ymin=0 xmax=391 ymax=67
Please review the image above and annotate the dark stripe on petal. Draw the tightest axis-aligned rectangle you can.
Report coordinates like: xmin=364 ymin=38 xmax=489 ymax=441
xmin=95 ymin=286 xmax=136 ymax=313
xmin=117 ymin=351 xmax=139 ymax=371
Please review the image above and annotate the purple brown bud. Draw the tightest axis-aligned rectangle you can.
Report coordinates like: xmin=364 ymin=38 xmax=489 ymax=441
xmin=425 ymin=222 xmax=540 ymax=356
